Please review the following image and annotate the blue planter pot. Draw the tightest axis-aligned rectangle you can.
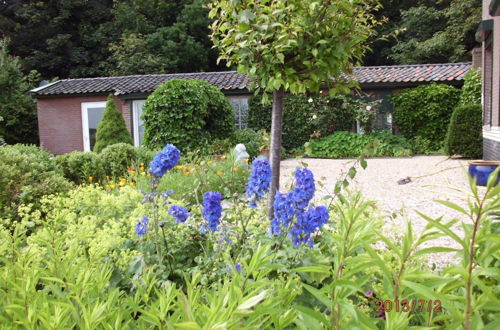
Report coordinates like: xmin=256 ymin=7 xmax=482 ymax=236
xmin=468 ymin=161 xmax=500 ymax=186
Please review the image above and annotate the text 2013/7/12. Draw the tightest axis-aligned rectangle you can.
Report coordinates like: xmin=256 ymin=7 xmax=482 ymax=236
xmin=375 ymin=300 xmax=442 ymax=313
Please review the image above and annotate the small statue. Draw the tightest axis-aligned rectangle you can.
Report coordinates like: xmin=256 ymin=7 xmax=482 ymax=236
xmin=234 ymin=144 xmax=249 ymax=166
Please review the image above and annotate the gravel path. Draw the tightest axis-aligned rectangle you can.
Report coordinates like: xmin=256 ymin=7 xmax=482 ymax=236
xmin=280 ymin=156 xmax=482 ymax=269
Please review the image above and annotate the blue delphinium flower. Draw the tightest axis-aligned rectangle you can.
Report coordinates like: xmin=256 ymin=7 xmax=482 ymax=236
xmin=149 ymin=144 xmax=181 ymax=178
xmin=202 ymin=191 xmax=222 ymax=232
xmin=168 ymin=205 xmax=189 ymax=223
xmin=289 ymin=168 xmax=315 ymax=210
xmin=290 ymin=206 xmax=329 ymax=247
xmin=135 ymin=216 xmax=149 ymax=236
xmin=245 ymin=156 xmax=272 ymax=208
xmin=271 ymin=191 xmax=295 ymax=235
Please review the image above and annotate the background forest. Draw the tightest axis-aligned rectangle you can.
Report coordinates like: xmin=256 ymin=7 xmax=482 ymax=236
xmin=0 ymin=0 xmax=482 ymax=81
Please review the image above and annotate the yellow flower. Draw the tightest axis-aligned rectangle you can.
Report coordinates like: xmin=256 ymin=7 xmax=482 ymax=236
xmin=140 ymin=163 xmax=144 ymax=167
xmin=140 ymin=171 xmax=146 ymax=176
xmin=110 ymin=184 xmax=116 ymax=189
xmin=129 ymin=182 xmax=135 ymax=187
xmin=233 ymin=168 xmax=239 ymax=172
xmin=88 ymin=176 xmax=93 ymax=182
xmin=216 ymin=171 xmax=223 ymax=176
xmin=183 ymin=171 xmax=190 ymax=176
xmin=221 ymin=155 xmax=226 ymax=160
xmin=174 ymin=165 xmax=183 ymax=170
xmin=105 ymin=185 xmax=111 ymax=190
xmin=244 ymin=159 xmax=249 ymax=163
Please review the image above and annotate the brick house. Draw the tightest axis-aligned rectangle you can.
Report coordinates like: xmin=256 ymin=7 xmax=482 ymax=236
xmin=31 ymin=63 xmax=470 ymax=155
xmin=477 ymin=0 xmax=500 ymax=160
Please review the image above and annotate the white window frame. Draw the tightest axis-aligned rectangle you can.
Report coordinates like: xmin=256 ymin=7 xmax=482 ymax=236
xmin=81 ymin=101 xmax=106 ymax=152
xmin=132 ymin=100 xmax=147 ymax=147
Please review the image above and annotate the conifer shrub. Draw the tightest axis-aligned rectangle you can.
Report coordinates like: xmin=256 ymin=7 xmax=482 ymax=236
xmin=93 ymin=94 xmax=133 ymax=153
xmin=142 ymin=79 xmax=235 ymax=152
xmin=445 ymin=104 xmax=483 ymax=158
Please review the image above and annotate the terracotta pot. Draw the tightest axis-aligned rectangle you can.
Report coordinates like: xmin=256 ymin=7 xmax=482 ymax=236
xmin=260 ymin=149 xmax=270 ymax=157
xmin=468 ymin=161 xmax=500 ymax=186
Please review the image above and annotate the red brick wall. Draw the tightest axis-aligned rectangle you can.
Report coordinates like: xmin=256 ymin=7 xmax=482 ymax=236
xmin=37 ymin=95 xmax=131 ymax=155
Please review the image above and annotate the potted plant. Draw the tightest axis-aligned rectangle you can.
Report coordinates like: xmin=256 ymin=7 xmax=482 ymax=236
xmin=468 ymin=160 xmax=500 ymax=186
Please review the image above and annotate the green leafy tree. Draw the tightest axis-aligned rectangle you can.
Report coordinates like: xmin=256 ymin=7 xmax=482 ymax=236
xmin=0 ymin=0 xmax=116 ymax=78
xmin=109 ymin=0 xmax=219 ymax=75
xmin=93 ymin=94 xmax=133 ymax=153
xmin=0 ymin=39 xmax=38 ymax=144
xmin=209 ymin=0 xmax=380 ymax=217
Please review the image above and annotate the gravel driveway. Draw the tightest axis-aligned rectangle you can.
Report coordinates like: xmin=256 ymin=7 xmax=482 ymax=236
xmin=280 ymin=156 xmax=481 ymax=268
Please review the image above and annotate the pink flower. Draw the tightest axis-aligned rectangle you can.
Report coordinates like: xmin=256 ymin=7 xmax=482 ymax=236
xmin=366 ymin=105 xmax=373 ymax=111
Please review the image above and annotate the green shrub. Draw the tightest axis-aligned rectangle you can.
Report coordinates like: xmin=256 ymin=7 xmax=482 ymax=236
xmin=100 ymin=143 xmax=138 ymax=178
xmin=94 ymin=94 xmax=133 ymax=153
xmin=230 ymin=129 xmax=263 ymax=159
xmin=460 ymin=69 xmax=481 ymax=105
xmin=55 ymin=151 xmax=104 ymax=184
xmin=445 ymin=104 xmax=482 ymax=158
xmin=136 ymin=146 xmax=158 ymax=166
xmin=305 ymin=131 xmax=412 ymax=158
xmin=0 ymin=144 xmax=71 ymax=222
xmin=142 ymin=79 xmax=235 ymax=152
xmin=248 ymin=94 xmax=360 ymax=150
xmin=391 ymin=83 xmax=461 ymax=150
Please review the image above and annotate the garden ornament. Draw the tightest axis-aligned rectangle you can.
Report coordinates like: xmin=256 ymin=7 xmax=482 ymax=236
xmin=234 ymin=144 xmax=249 ymax=165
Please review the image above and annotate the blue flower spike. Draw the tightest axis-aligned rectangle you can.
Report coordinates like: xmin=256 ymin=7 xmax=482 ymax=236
xmin=135 ymin=216 xmax=149 ymax=236
xmin=245 ymin=156 xmax=272 ymax=208
xmin=148 ymin=144 xmax=181 ymax=178
xmin=168 ymin=205 xmax=189 ymax=223
xmin=202 ymin=191 xmax=222 ymax=232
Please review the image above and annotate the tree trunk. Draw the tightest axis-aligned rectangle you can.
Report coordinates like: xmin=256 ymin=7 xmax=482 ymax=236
xmin=267 ymin=88 xmax=285 ymax=219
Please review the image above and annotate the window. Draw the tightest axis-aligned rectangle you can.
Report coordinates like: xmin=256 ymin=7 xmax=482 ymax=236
xmin=81 ymin=102 xmax=106 ymax=151
xmin=132 ymin=100 xmax=146 ymax=147
xmin=228 ymin=96 xmax=250 ymax=130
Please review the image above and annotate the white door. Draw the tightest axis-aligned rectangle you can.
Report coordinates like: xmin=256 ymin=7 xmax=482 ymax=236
xmin=81 ymin=102 xmax=106 ymax=151
xmin=133 ymin=100 xmax=146 ymax=147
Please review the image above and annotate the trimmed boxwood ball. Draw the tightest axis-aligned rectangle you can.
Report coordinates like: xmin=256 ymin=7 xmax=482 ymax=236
xmin=445 ymin=104 xmax=483 ymax=159
xmin=100 ymin=143 xmax=138 ymax=178
xmin=94 ymin=94 xmax=133 ymax=153
xmin=142 ymin=79 xmax=235 ymax=151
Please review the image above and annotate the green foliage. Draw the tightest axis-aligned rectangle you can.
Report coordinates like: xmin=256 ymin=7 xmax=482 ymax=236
xmin=230 ymin=129 xmax=264 ymax=159
xmin=305 ymin=131 xmax=412 ymax=158
xmin=136 ymin=145 xmax=158 ymax=167
xmin=209 ymin=0 xmax=380 ymax=96
xmin=55 ymin=151 xmax=104 ymax=184
xmin=0 ymin=39 xmax=38 ymax=144
xmin=0 ymin=144 xmax=71 ymax=224
xmin=445 ymin=104 xmax=483 ymax=158
xmin=391 ymin=83 xmax=461 ymax=150
xmin=135 ymin=151 xmax=250 ymax=205
xmin=460 ymin=69 xmax=482 ymax=105
xmin=100 ymin=143 xmax=138 ymax=178
xmin=0 ymin=146 xmax=499 ymax=328
xmin=94 ymin=94 xmax=133 ymax=153
xmin=1 ymin=0 xmax=219 ymax=79
xmin=365 ymin=0 xmax=481 ymax=65
xmin=248 ymin=93 xmax=380 ymax=150
xmin=142 ymin=79 xmax=235 ymax=151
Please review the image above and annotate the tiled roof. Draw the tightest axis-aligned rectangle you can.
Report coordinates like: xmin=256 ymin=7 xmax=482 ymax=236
xmin=353 ymin=62 xmax=471 ymax=84
xmin=31 ymin=62 xmax=471 ymax=97
xmin=32 ymin=71 xmax=250 ymax=96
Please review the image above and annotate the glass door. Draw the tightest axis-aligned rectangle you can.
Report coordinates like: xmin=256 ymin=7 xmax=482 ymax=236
xmin=81 ymin=102 xmax=106 ymax=151
xmin=133 ymin=100 xmax=146 ymax=147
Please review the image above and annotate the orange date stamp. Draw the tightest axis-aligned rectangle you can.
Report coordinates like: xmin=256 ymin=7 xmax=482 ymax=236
xmin=375 ymin=299 xmax=442 ymax=313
